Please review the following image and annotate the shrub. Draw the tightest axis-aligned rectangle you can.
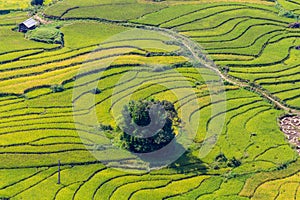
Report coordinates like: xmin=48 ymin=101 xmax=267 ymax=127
xmin=215 ymin=153 xmax=228 ymax=163
xmin=221 ymin=66 xmax=230 ymax=73
xmin=223 ymin=81 xmax=233 ymax=86
xmin=277 ymin=163 xmax=288 ymax=170
xmin=227 ymin=157 xmax=241 ymax=168
xmin=50 ymin=84 xmax=64 ymax=93
xmin=90 ymin=88 xmax=101 ymax=94
xmin=276 ymin=1 xmax=299 ymax=20
xmin=195 ymin=81 xmax=204 ymax=86
xmin=152 ymin=66 xmax=171 ymax=72
xmin=98 ymin=124 xmax=113 ymax=131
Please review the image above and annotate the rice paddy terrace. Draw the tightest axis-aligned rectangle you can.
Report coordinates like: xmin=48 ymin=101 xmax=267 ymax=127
xmin=1 ymin=0 xmax=300 ymax=199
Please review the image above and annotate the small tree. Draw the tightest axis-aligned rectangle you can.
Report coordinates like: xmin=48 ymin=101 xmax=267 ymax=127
xmin=31 ymin=0 xmax=44 ymax=6
xmin=215 ymin=153 xmax=227 ymax=163
xmin=90 ymin=88 xmax=101 ymax=94
xmin=50 ymin=84 xmax=64 ymax=93
xmin=98 ymin=124 xmax=113 ymax=131
xmin=227 ymin=157 xmax=241 ymax=168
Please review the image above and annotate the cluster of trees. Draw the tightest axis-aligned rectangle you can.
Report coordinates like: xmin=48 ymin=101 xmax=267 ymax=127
xmin=119 ymin=99 xmax=178 ymax=153
xmin=212 ymin=153 xmax=241 ymax=169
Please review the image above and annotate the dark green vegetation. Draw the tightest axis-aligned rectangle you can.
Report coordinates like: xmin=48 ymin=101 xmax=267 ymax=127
xmin=0 ymin=0 xmax=300 ymax=199
xmin=31 ymin=0 xmax=44 ymax=6
xmin=119 ymin=100 xmax=177 ymax=153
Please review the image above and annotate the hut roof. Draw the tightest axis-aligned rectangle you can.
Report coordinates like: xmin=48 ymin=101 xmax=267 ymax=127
xmin=21 ymin=18 xmax=38 ymax=28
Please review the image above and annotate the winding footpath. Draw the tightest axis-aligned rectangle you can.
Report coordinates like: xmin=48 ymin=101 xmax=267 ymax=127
xmin=125 ymin=22 xmax=300 ymax=115
xmin=41 ymin=12 xmax=300 ymax=115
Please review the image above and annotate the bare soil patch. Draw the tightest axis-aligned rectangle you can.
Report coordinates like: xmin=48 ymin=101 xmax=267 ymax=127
xmin=280 ymin=115 xmax=300 ymax=154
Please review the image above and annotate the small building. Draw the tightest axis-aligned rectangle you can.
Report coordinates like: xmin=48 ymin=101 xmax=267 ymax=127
xmin=18 ymin=18 xmax=38 ymax=33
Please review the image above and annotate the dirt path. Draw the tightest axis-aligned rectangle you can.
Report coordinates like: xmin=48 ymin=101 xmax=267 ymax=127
xmin=34 ymin=14 xmax=51 ymax=24
xmin=124 ymin=23 xmax=300 ymax=115
xmin=38 ymin=13 xmax=300 ymax=115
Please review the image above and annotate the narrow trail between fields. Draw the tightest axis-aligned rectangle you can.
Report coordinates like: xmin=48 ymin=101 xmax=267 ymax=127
xmin=40 ymin=11 xmax=300 ymax=115
xmin=34 ymin=14 xmax=52 ymax=24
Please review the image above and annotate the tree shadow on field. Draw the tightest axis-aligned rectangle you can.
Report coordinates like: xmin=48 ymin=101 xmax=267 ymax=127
xmin=135 ymin=139 xmax=208 ymax=174
xmin=116 ymin=99 xmax=208 ymax=173
xmin=168 ymin=151 xmax=208 ymax=174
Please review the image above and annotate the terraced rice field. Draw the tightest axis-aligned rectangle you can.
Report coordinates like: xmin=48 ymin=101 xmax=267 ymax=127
xmin=134 ymin=1 xmax=300 ymax=109
xmin=1 ymin=0 xmax=300 ymax=199
xmin=278 ymin=0 xmax=300 ymax=15
xmin=0 ymin=1 xmax=29 ymax=10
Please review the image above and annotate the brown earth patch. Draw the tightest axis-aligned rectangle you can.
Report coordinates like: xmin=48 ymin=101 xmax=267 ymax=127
xmin=280 ymin=115 xmax=300 ymax=154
